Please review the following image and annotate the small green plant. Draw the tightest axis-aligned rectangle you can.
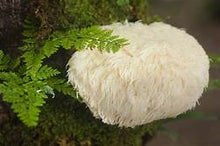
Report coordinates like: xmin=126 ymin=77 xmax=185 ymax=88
xmin=44 ymin=26 xmax=128 ymax=53
xmin=0 ymin=19 xmax=128 ymax=127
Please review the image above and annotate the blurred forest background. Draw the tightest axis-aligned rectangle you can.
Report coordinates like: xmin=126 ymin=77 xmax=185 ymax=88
xmin=148 ymin=0 xmax=220 ymax=146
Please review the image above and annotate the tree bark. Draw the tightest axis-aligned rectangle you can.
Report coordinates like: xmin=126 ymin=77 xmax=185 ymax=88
xmin=0 ymin=0 xmax=25 ymax=52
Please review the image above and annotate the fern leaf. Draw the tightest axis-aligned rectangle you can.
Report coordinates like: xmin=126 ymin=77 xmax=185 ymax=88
xmin=0 ymin=72 xmax=23 ymax=83
xmin=41 ymin=39 xmax=61 ymax=57
xmin=0 ymin=50 xmax=10 ymax=71
xmin=36 ymin=65 xmax=60 ymax=80
xmin=1 ymin=76 xmax=52 ymax=127
xmin=74 ymin=26 xmax=128 ymax=52
xmin=22 ymin=50 xmax=45 ymax=78
xmin=47 ymin=78 xmax=76 ymax=98
xmin=45 ymin=26 xmax=128 ymax=53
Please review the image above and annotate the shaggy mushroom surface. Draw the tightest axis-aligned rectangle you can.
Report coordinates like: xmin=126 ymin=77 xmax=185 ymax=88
xmin=68 ymin=22 xmax=209 ymax=127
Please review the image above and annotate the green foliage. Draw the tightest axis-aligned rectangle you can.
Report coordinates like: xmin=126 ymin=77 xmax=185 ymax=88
xmin=44 ymin=26 xmax=128 ymax=53
xmin=0 ymin=15 xmax=128 ymax=127
xmin=0 ymin=50 xmax=20 ymax=71
xmin=0 ymin=50 xmax=10 ymax=71
xmin=0 ymin=19 xmax=75 ymax=126
xmin=47 ymin=78 xmax=76 ymax=97
xmin=0 ymin=72 xmax=49 ymax=126
xmin=36 ymin=65 xmax=60 ymax=80
xmin=0 ymin=22 xmax=74 ymax=126
xmin=0 ymin=54 xmax=58 ymax=126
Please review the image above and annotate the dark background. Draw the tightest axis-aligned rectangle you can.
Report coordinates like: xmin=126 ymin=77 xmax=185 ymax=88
xmin=148 ymin=0 xmax=220 ymax=146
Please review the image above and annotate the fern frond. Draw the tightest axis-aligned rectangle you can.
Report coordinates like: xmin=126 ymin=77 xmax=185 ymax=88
xmin=41 ymin=38 xmax=61 ymax=57
xmin=74 ymin=26 xmax=128 ymax=52
xmin=0 ymin=74 xmax=52 ymax=127
xmin=0 ymin=50 xmax=10 ymax=71
xmin=12 ymin=101 xmax=42 ymax=126
xmin=43 ymin=26 xmax=128 ymax=53
xmin=1 ymin=21 xmax=128 ymax=127
xmin=47 ymin=78 xmax=76 ymax=98
xmin=0 ymin=50 xmax=21 ymax=71
xmin=36 ymin=65 xmax=60 ymax=80
xmin=0 ymin=72 xmax=23 ymax=83
xmin=22 ymin=50 xmax=45 ymax=77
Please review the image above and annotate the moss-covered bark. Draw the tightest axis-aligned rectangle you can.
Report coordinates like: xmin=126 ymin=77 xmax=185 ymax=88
xmin=28 ymin=0 xmax=151 ymax=38
xmin=0 ymin=96 xmax=161 ymax=146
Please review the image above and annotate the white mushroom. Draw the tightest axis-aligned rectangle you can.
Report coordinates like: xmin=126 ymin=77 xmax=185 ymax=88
xmin=67 ymin=22 xmax=209 ymax=127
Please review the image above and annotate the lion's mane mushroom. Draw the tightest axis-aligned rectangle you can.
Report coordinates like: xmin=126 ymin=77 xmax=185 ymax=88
xmin=67 ymin=22 xmax=209 ymax=127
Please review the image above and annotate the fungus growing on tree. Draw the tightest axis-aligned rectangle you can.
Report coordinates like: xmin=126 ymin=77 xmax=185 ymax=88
xmin=68 ymin=22 xmax=209 ymax=127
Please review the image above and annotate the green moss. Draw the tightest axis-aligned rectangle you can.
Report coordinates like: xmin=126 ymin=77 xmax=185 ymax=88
xmin=0 ymin=96 xmax=161 ymax=146
xmin=29 ymin=0 xmax=151 ymax=37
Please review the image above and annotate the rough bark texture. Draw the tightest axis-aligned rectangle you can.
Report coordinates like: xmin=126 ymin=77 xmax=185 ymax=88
xmin=0 ymin=0 xmax=25 ymax=52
